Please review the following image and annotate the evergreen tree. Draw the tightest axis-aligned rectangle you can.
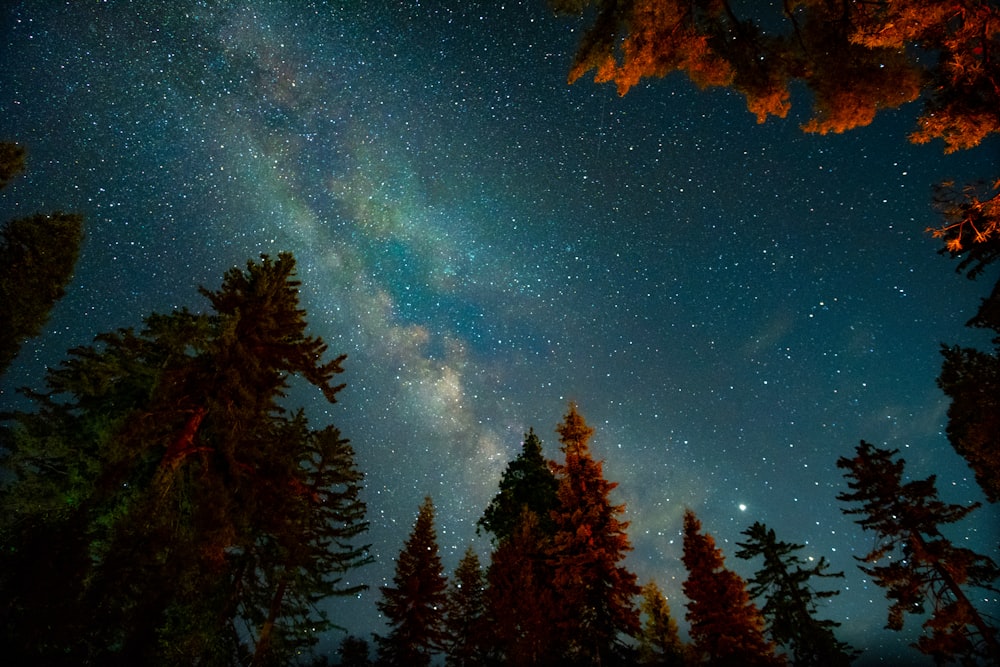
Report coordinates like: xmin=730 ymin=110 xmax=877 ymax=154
xmin=376 ymin=496 xmax=448 ymax=667
xmin=938 ymin=278 xmax=1000 ymax=502
xmin=0 ymin=253 xmax=369 ymax=665
xmin=547 ymin=402 xmax=641 ymax=665
xmin=0 ymin=140 xmax=83 ymax=377
xmin=837 ymin=441 xmax=1000 ymax=664
xmin=443 ymin=545 xmax=488 ymax=667
xmin=338 ymin=635 xmax=373 ymax=667
xmin=477 ymin=427 xmax=559 ymax=543
xmin=735 ymin=522 xmax=857 ymax=666
xmin=485 ymin=508 xmax=558 ymax=665
xmin=681 ymin=509 xmax=784 ymax=667
xmin=637 ymin=579 xmax=688 ymax=667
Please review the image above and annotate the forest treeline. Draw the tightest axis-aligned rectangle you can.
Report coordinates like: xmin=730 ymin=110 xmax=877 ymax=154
xmin=2 ymin=1 xmax=1000 ymax=664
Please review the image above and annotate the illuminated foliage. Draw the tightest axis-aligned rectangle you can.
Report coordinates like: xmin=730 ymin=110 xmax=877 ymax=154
xmin=929 ymin=179 xmax=1000 ymax=278
xmin=637 ymin=580 xmax=688 ymax=666
xmin=682 ymin=509 xmax=785 ymax=666
xmin=376 ymin=497 xmax=448 ymax=667
xmin=836 ymin=441 xmax=1000 ymax=664
xmin=442 ymin=546 xmax=489 ymax=667
xmin=547 ymin=403 xmax=641 ymax=665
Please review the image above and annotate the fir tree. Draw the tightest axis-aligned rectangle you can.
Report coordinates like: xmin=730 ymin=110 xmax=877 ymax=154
xmin=477 ymin=427 xmax=559 ymax=543
xmin=837 ymin=441 xmax=1000 ymax=664
xmin=681 ymin=509 xmax=784 ymax=667
xmin=735 ymin=522 xmax=857 ymax=666
xmin=0 ymin=253 xmax=369 ymax=665
xmin=547 ymin=402 xmax=641 ymax=665
xmin=637 ymin=580 xmax=688 ymax=667
xmin=338 ymin=635 xmax=373 ymax=667
xmin=376 ymin=496 xmax=448 ymax=667
xmin=443 ymin=546 xmax=488 ymax=667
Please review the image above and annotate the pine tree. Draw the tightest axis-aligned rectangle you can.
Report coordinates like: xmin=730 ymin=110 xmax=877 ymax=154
xmin=376 ymin=496 xmax=448 ymax=667
xmin=837 ymin=441 xmax=1000 ymax=664
xmin=637 ymin=580 xmax=687 ymax=667
xmin=485 ymin=508 xmax=558 ymax=665
xmin=735 ymin=522 xmax=856 ymax=666
xmin=477 ymin=428 xmax=559 ymax=543
xmin=338 ymin=635 xmax=373 ymax=667
xmin=681 ymin=509 xmax=784 ymax=667
xmin=0 ymin=253 xmax=369 ymax=665
xmin=443 ymin=546 xmax=488 ymax=667
xmin=547 ymin=402 xmax=641 ymax=665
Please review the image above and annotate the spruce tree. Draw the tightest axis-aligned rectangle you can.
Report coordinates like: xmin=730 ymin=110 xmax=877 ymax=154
xmin=837 ymin=441 xmax=1000 ymax=664
xmin=736 ymin=522 xmax=856 ymax=666
xmin=376 ymin=496 xmax=448 ymax=667
xmin=637 ymin=579 xmax=688 ymax=667
xmin=681 ymin=509 xmax=784 ymax=667
xmin=0 ymin=253 xmax=369 ymax=665
xmin=477 ymin=428 xmax=559 ymax=542
xmin=443 ymin=546 xmax=488 ymax=667
xmin=547 ymin=402 xmax=641 ymax=665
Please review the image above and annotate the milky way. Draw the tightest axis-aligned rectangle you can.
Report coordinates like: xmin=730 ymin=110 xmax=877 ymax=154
xmin=1 ymin=2 xmax=998 ymax=662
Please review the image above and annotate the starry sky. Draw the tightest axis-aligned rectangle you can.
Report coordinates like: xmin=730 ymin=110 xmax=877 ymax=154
xmin=1 ymin=1 xmax=998 ymax=663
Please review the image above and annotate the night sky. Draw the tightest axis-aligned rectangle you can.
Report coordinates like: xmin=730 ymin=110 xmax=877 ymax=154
xmin=2 ymin=2 xmax=998 ymax=663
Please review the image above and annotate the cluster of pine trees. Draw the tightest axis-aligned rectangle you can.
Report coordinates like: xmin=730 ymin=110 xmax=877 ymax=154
xmin=362 ymin=405 xmax=998 ymax=667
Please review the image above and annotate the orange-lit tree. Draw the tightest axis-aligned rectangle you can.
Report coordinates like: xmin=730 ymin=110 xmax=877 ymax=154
xmin=442 ymin=546 xmax=488 ymax=667
xmin=682 ymin=509 xmax=785 ymax=666
xmin=637 ymin=579 xmax=688 ymax=666
xmin=547 ymin=403 xmax=641 ymax=665
xmin=376 ymin=497 xmax=448 ymax=667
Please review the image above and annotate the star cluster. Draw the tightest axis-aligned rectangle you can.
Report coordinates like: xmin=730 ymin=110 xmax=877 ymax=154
xmin=1 ymin=2 xmax=998 ymax=662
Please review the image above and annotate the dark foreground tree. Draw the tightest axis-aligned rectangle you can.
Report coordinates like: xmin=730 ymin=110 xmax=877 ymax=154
xmin=443 ymin=546 xmax=488 ymax=667
xmin=637 ymin=579 xmax=688 ymax=666
xmin=0 ymin=141 xmax=83 ymax=376
xmin=0 ymin=253 xmax=369 ymax=666
xmin=547 ymin=403 xmax=640 ymax=665
xmin=736 ymin=522 xmax=856 ymax=666
xmin=682 ymin=509 xmax=784 ymax=667
xmin=837 ymin=441 xmax=1000 ymax=664
xmin=376 ymin=496 xmax=448 ymax=667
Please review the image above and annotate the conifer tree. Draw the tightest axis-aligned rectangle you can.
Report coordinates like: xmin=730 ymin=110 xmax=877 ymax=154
xmin=376 ymin=496 xmax=448 ymax=667
xmin=637 ymin=580 xmax=688 ymax=667
xmin=485 ymin=508 xmax=558 ymax=665
xmin=0 ymin=253 xmax=369 ymax=665
xmin=681 ymin=509 xmax=784 ymax=667
xmin=443 ymin=546 xmax=488 ymax=667
xmin=735 ymin=522 xmax=856 ymax=666
xmin=338 ymin=635 xmax=373 ymax=667
xmin=547 ymin=402 xmax=641 ymax=665
xmin=477 ymin=428 xmax=559 ymax=543
xmin=837 ymin=441 xmax=1000 ymax=664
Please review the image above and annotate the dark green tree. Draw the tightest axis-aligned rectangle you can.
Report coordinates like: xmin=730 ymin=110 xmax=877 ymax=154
xmin=735 ymin=522 xmax=857 ymax=666
xmin=0 ymin=140 xmax=83 ymax=376
xmin=637 ymin=579 xmax=688 ymax=667
xmin=376 ymin=496 xmax=448 ymax=667
xmin=547 ymin=402 xmax=641 ymax=665
xmin=837 ymin=441 xmax=1000 ymax=664
xmin=0 ymin=253 xmax=369 ymax=666
xmin=682 ymin=509 xmax=784 ymax=667
xmin=443 ymin=545 xmax=488 ymax=667
xmin=477 ymin=427 xmax=559 ymax=543
xmin=338 ymin=635 xmax=373 ymax=667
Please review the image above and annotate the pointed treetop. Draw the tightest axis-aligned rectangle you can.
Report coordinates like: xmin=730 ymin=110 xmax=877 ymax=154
xmin=556 ymin=401 xmax=594 ymax=457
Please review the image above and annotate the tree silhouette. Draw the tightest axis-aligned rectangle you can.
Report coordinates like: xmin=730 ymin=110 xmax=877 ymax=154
xmin=0 ymin=253 xmax=368 ymax=665
xmin=376 ymin=496 xmax=448 ymax=667
xmin=442 ymin=546 xmax=488 ymax=667
xmin=547 ymin=402 xmax=641 ymax=665
xmin=637 ymin=579 xmax=688 ymax=666
xmin=735 ymin=522 xmax=857 ymax=666
xmin=477 ymin=427 xmax=559 ymax=543
xmin=837 ymin=441 xmax=1000 ymax=664
xmin=0 ymin=141 xmax=83 ymax=377
xmin=682 ymin=509 xmax=784 ymax=667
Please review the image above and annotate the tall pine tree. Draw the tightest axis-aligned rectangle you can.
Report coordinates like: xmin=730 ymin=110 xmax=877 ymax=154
xmin=547 ymin=402 xmax=640 ymax=665
xmin=682 ymin=509 xmax=784 ymax=667
xmin=736 ymin=522 xmax=856 ymax=666
xmin=837 ymin=441 xmax=1000 ymax=664
xmin=637 ymin=579 xmax=688 ymax=667
xmin=443 ymin=546 xmax=488 ymax=667
xmin=376 ymin=496 xmax=448 ymax=667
